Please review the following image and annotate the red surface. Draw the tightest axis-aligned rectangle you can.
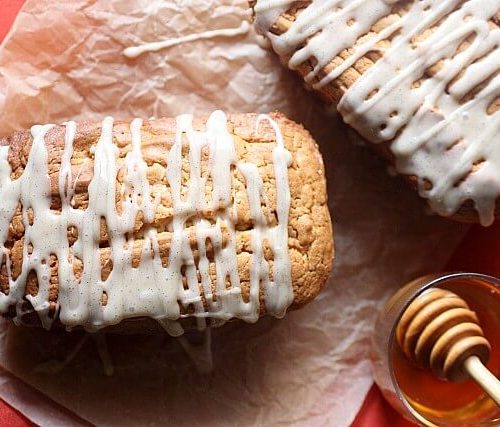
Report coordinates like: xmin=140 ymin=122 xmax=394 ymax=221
xmin=0 ymin=1 xmax=497 ymax=426
xmin=351 ymin=385 xmax=416 ymax=427
xmin=446 ymin=222 xmax=500 ymax=277
xmin=0 ymin=404 xmax=33 ymax=427
xmin=0 ymin=0 xmax=24 ymax=43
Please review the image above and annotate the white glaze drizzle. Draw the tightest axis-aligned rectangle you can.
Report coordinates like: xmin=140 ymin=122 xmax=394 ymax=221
xmin=123 ymin=21 xmax=250 ymax=58
xmin=177 ymin=328 xmax=213 ymax=374
xmin=0 ymin=111 xmax=294 ymax=335
xmin=254 ymin=0 xmax=500 ymax=225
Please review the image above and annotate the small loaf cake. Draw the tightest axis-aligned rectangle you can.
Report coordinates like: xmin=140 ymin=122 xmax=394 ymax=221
xmin=0 ymin=111 xmax=333 ymax=335
xmin=251 ymin=0 xmax=500 ymax=225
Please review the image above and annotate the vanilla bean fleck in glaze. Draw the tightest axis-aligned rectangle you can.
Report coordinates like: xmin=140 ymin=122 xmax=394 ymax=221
xmin=0 ymin=111 xmax=295 ymax=335
xmin=254 ymin=0 xmax=500 ymax=225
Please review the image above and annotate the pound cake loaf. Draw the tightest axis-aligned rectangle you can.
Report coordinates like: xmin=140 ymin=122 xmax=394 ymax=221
xmin=0 ymin=112 xmax=333 ymax=335
xmin=251 ymin=0 xmax=500 ymax=225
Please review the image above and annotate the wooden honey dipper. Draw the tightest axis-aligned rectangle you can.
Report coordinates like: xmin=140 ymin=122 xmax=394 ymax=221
xmin=396 ymin=287 xmax=500 ymax=406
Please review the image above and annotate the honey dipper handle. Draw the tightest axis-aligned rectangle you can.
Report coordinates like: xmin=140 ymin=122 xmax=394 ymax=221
xmin=464 ymin=356 xmax=500 ymax=407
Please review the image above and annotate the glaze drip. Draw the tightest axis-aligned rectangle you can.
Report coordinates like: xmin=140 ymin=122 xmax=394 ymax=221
xmin=254 ymin=0 xmax=500 ymax=225
xmin=123 ymin=21 xmax=250 ymax=58
xmin=0 ymin=111 xmax=294 ymax=334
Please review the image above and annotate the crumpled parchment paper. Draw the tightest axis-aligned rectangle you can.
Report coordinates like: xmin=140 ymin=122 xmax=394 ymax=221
xmin=0 ymin=0 xmax=469 ymax=426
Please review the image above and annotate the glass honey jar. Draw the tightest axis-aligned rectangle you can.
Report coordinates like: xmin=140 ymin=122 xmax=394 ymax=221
xmin=371 ymin=272 xmax=500 ymax=426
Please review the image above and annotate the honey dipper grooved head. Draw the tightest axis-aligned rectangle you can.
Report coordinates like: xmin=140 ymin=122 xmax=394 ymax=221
xmin=396 ymin=288 xmax=491 ymax=383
